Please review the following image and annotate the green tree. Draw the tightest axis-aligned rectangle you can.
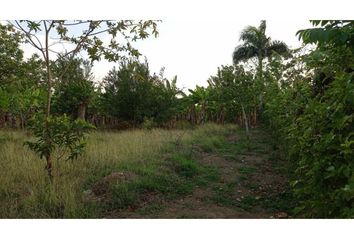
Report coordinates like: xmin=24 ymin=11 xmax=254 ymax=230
xmin=0 ymin=23 xmax=23 ymax=87
xmin=208 ymin=65 xmax=258 ymax=132
xmin=232 ymin=20 xmax=289 ymax=111
xmin=101 ymin=60 xmax=182 ymax=126
xmin=8 ymin=20 xmax=159 ymax=180
xmin=52 ymin=57 xmax=95 ymax=120
xmin=0 ymin=23 xmax=45 ymax=128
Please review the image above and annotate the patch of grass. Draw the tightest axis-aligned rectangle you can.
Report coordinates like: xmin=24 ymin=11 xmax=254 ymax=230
xmin=246 ymin=182 xmax=259 ymax=191
xmin=238 ymin=166 xmax=257 ymax=175
xmin=198 ymin=135 xmax=227 ymax=153
xmin=136 ymin=203 xmax=165 ymax=215
xmin=238 ymin=196 xmax=258 ymax=211
xmin=108 ymin=182 xmax=139 ymax=210
xmin=204 ymin=134 xmax=251 ymax=162
xmin=0 ymin=128 xmax=191 ymax=218
xmin=259 ymin=188 xmax=295 ymax=213
xmin=139 ymin=171 xmax=194 ymax=198
xmin=201 ymin=166 xmax=220 ymax=182
xmin=211 ymin=182 xmax=238 ymax=206
xmin=238 ymin=175 xmax=249 ymax=181
xmin=0 ymin=123 xmax=239 ymax=218
xmin=170 ymin=154 xmax=200 ymax=178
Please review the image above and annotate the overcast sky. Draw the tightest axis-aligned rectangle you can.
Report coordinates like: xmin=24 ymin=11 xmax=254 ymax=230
xmin=21 ymin=19 xmax=313 ymax=91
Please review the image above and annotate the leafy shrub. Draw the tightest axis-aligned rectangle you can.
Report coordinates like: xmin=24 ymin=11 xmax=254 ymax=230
xmin=24 ymin=113 xmax=95 ymax=179
xmin=263 ymin=21 xmax=354 ymax=217
xmin=288 ymin=72 xmax=354 ymax=217
xmin=142 ymin=117 xmax=155 ymax=130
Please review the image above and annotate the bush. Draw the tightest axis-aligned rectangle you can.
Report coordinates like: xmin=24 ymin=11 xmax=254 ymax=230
xmin=142 ymin=117 xmax=155 ymax=130
xmin=288 ymin=72 xmax=354 ymax=217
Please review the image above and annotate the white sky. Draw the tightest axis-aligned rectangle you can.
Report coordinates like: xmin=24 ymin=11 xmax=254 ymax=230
xmin=19 ymin=20 xmax=312 ymax=91
xmin=93 ymin=19 xmax=312 ymax=90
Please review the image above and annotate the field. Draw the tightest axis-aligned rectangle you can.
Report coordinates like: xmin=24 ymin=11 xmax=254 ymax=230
xmin=0 ymin=124 xmax=292 ymax=218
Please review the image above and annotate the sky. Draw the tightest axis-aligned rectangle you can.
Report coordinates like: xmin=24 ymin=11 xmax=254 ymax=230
xmin=20 ymin=19 xmax=313 ymax=91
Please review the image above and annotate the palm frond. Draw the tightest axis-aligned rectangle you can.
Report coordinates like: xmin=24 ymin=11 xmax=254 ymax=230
xmin=265 ymin=40 xmax=289 ymax=57
xmin=259 ymin=20 xmax=266 ymax=35
xmin=239 ymin=26 xmax=260 ymax=45
xmin=232 ymin=45 xmax=258 ymax=65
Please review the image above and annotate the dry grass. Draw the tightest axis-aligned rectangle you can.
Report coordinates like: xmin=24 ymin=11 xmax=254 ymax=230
xmin=0 ymin=123 xmax=237 ymax=218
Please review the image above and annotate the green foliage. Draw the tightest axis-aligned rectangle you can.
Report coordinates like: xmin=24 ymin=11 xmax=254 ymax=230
xmin=288 ymin=71 xmax=354 ymax=217
xmin=52 ymin=57 xmax=95 ymax=119
xmin=12 ymin=20 xmax=159 ymax=63
xmin=0 ymin=23 xmax=24 ymax=86
xmin=233 ymin=20 xmax=289 ymax=65
xmin=206 ymin=65 xmax=260 ymax=124
xmin=297 ymin=21 xmax=354 ymax=50
xmin=142 ymin=117 xmax=155 ymax=130
xmin=25 ymin=114 xmax=95 ymax=161
xmin=101 ymin=60 xmax=182 ymax=125
xmin=264 ymin=20 xmax=354 ymax=218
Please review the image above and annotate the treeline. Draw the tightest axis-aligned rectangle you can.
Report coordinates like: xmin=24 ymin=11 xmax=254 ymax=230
xmin=0 ymin=26 xmax=180 ymax=129
xmin=0 ymin=21 xmax=230 ymax=129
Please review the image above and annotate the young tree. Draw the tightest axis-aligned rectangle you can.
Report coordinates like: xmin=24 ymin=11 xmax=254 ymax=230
xmin=8 ymin=20 xmax=159 ymax=180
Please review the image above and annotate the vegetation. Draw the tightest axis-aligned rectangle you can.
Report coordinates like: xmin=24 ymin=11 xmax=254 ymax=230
xmin=0 ymin=20 xmax=353 ymax=218
xmin=0 ymin=124 xmax=224 ymax=218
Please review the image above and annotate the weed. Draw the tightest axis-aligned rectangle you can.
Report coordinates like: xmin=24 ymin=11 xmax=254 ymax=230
xmin=238 ymin=196 xmax=258 ymax=211
xmin=238 ymin=166 xmax=256 ymax=175
xmin=136 ymin=203 xmax=164 ymax=215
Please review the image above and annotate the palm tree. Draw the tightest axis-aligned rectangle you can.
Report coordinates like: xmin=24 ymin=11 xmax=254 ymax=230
xmin=232 ymin=20 xmax=289 ymax=85
xmin=232 ymin=21 xmax=289 ymax=113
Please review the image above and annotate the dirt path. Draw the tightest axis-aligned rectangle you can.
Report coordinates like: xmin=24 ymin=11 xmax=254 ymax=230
xmin=105 ymin=128 xmax=291 ymax=219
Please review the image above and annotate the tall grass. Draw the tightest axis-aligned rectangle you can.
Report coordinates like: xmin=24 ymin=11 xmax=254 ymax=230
xmin=0 ymin=124 xmax=237 ymax=218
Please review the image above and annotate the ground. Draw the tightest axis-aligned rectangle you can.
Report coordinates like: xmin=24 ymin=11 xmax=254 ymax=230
xmin=0 ymin=124 xmax=293 ymax=218
xmin=100 ymin=127 xmax=293 ymax=219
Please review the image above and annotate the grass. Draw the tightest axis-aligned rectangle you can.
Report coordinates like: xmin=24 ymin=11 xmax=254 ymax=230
xmin=0 ymin=123 xmax=235 ymax=218
xmin=211 ymin=182 xmax=238 ymax=206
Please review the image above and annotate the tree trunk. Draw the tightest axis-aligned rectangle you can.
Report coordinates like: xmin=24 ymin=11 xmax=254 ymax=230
xmin=254 ymin=107 xmax=257 ymax=126
xmin=190 ymin=105 xmax=196 ymax=125
xmin=20 ymin=113 xmax=25 ymax=129
xmin=78 ymin=102 xmax=86 ymax=120
xmin=258 ymin=56 xmax=264 ymax=112
xmin=241 ymin=104 xmax=249 ymax=134
xmin=44 ymin=27 xmax=53 ymax=182
xmin=45 ymin=154 xmax=53 ymax=181
xmin=241 ymin=104 xmax=251 ymax=151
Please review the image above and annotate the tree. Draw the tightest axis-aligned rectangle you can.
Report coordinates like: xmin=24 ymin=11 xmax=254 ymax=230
xmin=101 ymin=59 xmax=182 ymax=126
xmin=8 ymin=20 xmax=159 ymax=180
xmin=187 ymin=86 xmax=210 ymax=124
xmin=0 ymin=23 xmax=23 ymax=87
xmin=207 ymin=65 xmax=258 ymax=132
xmin=232 ymin=20 xmax=289 ymax=110
xmin=0 ymin=23 xmax=45 ymax=128
xmin=52 ymin=57 xmax=95 ymax=120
